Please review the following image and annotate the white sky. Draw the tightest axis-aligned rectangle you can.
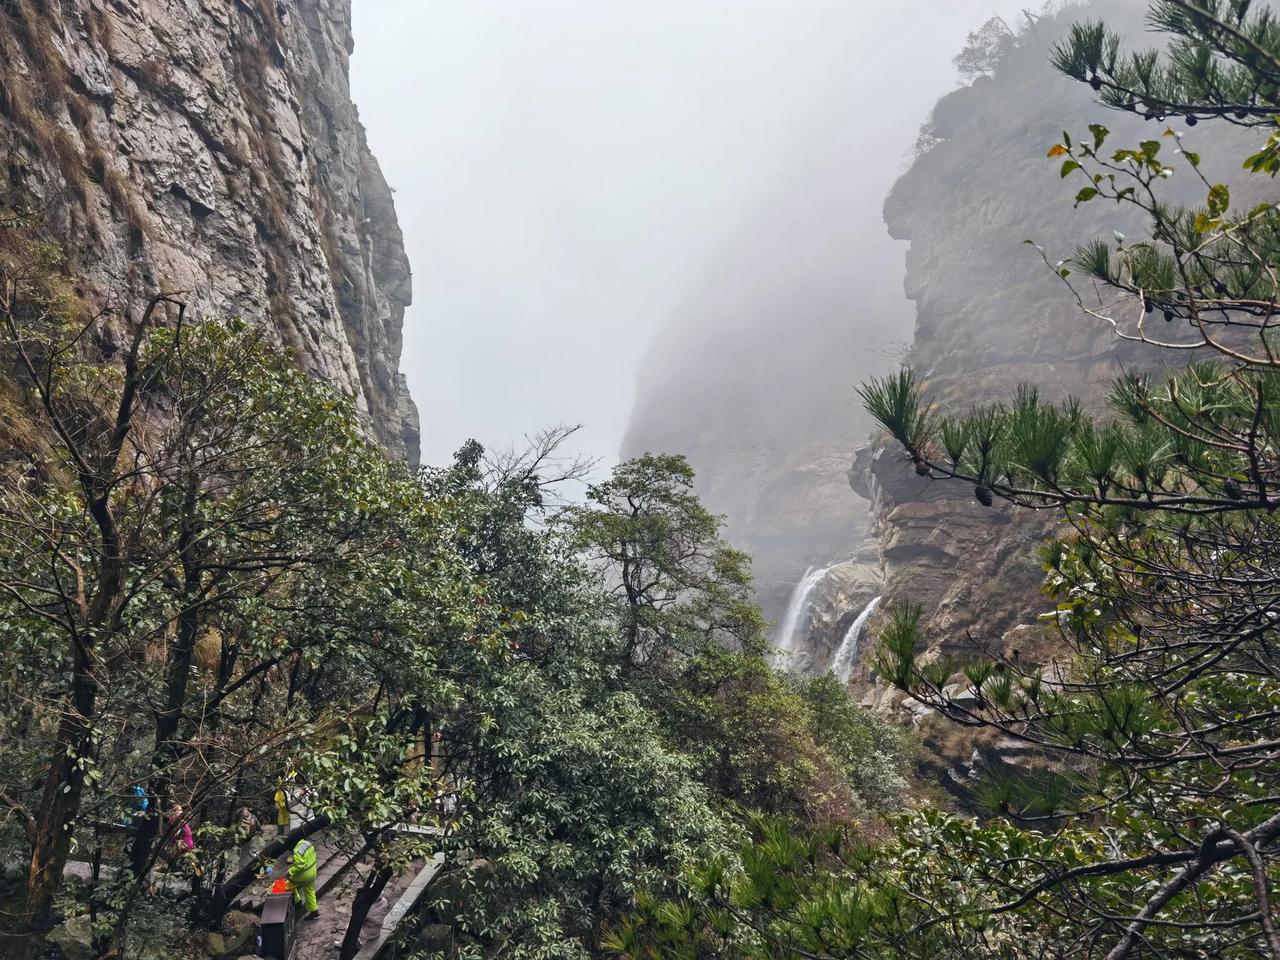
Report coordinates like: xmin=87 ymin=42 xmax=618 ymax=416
xmin=351 ymin=1 xmax=1031 ymax=468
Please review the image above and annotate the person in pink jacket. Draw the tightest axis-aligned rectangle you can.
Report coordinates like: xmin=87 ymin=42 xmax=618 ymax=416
xmin=171 ymin=805 xmax=194 ymax=848
xmin=163 ymin=804 xmax=197 ymax=873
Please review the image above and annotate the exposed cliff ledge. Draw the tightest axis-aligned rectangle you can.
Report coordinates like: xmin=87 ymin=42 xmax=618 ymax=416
xmin=0 ymin=0 xmax=418 ymax=461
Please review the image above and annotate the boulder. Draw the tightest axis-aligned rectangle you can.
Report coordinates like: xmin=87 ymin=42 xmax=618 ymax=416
xmin=220 ymin=910 xmax=256 ymax=956
xmin=48 ymin=916 xmax=93 ymax=960
xmin=941 ymin=682 xmax=981 ymax=708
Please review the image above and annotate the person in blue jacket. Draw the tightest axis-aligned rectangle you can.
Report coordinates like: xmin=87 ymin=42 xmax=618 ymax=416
xmin=120 ymin=785 xmax=149 ymax=827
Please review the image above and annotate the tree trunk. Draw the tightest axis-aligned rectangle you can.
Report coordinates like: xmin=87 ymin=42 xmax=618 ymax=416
xmin=339 ymin=860 xmax=393 ymax=960
xmin=1 ymin=294 xmax=157 ymax=959
xmin=11 ymin=635 xmax=99 ymax=958
xmin=127 ymin=602 xmax=199 ymax=879
xmin=129 ymin=474 xmax=203 ymax=881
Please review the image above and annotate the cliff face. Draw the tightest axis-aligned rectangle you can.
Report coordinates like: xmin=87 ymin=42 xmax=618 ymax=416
xmin=850 ymin=1 xmax=1257 ymax=714
xmin=849 ymin=22 xmax=1127 ymax=692
xmin=0 ymin=0 xmax=418 ymax=461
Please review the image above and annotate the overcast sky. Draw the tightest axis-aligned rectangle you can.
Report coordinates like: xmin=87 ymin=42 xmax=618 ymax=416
xmin=350 ymin=0 xmax=1031 ymax=469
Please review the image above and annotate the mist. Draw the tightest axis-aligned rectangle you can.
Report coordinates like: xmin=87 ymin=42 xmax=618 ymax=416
xmin=351 ymin=0 xmax=1032 ymax=470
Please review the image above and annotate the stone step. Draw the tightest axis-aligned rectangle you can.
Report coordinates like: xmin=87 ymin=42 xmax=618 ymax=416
xmin=313 ymin=839 xmax=368 ymax=901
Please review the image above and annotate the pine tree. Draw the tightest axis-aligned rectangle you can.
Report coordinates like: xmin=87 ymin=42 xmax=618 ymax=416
xmin=856 ymin=1 xmax=1280 ymax=955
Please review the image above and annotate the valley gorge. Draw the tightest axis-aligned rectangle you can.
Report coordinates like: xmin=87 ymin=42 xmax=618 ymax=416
xmin=4 ymin=1 xmax=1280 ymax=956
xmin=626 ymin=0 xmax=1255 ymax=719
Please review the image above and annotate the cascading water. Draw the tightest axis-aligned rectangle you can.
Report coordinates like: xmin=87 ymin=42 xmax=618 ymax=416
xmin=831 ymin=595 xmax=882 ymax=683
xmin=772 ymin=564 xmax=833 ymax=667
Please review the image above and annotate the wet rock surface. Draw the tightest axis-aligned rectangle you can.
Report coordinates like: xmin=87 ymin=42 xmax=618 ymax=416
xmin=0 ymin=0 xmax=418 ymax=461
xmin=781 ymin=559 xmax=882 ymax=676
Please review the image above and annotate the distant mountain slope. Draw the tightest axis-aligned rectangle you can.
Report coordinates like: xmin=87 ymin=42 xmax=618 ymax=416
xmin=621 ymin=117 xmax=915 ymax=642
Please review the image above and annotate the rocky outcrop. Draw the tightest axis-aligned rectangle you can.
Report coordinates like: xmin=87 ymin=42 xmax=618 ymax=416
xmin=0 ymin=0 xmax=418 ymax=460
xmin=850 ymin=1 xmax=1257 ymax=709
xmin=849 ymin=446 xmax=1054 ymax=675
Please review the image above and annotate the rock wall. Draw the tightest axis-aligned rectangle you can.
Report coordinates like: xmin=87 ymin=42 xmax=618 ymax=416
xmin=0 ymin=0 xmax=418 ymax=461
xmin=850 ymin=0 xmax=1257 ymax=713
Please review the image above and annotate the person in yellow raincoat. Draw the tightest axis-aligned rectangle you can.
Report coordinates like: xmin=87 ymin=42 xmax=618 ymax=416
xmin=274 ymin=787 xmax=290 ymax=833
xmin=287 ymin=838 xmax=319 ymax=919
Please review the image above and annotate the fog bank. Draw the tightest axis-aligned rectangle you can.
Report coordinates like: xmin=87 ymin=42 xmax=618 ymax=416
xmin=351 ymin=0 xmax=1031 ymax=468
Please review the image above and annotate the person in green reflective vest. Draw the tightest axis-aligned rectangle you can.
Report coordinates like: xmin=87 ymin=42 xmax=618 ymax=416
xmin=287 ymin=838 xmax=319 ymax=919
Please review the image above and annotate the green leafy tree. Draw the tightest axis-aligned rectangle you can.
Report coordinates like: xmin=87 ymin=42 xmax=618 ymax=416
xmin=412 ymin=451 xmax=910 ymax=957
xmin=0 ymin=212 xmax=470 ymax=956
xmin=404 ymin=446 xmax=733 ymax=959
xmin=558 ymin=454 xmax=765 ymax=677
xmin=662 ymin=653 xmax=910 ymax=826
xmin=560 ymin=456 xmax=909 ymax=826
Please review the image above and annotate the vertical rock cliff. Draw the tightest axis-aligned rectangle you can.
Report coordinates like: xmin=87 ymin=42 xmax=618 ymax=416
xmin=849 ymin=1 xmax=1257 ymax=714
xmin=0 ymin=0 xmax=419 ymax=460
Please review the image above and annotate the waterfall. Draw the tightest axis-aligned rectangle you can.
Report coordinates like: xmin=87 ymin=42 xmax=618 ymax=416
xmin=772 ymin=564 xmax=832 ymax=666
xmin=831 ymin=595 xmax=882 ymax=683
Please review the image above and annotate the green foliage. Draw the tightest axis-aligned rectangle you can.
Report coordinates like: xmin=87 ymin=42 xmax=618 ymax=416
xmin=0 ymin=291 xmax=910 ymax=959
xmin=864 ymin=359 xmax=1279 ymax=510
xmin=557 ymin=453 xmax=766 ymax=673
xmin=850 ymin=3 xmax=1280 ymax=956
xmin=662 ymin=652 xmax=911 ymax=827
xmin=868 ymin=604 xmax=923 ymax=689
xmin=0 ymin=242 xmax=894 ymax=960
xmin=856 ymin=369 xmax=934 ymax=458
xmin=1051 ymin=1 xmax=1280 ymax=125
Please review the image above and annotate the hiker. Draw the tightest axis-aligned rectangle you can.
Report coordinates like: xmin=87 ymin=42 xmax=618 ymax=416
xmin=279 ymin=766 xmax=312 ymax=831
xmin=120 ymin=785 xmax=149 ymax=827
xmin=287 ymin=837 xmax=319 ymax=920
xmin=233 ymin=805 xmax=260 ymax=870
xmin=287 ymin=772 xmax=313 ymax=831
xmin=273 ymin=785 xmax=290 ymax=834
xmin=359 ymin=893 xmax=390 ymax=947
xmin=164 ymin=804 xmax=196 ymax=873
